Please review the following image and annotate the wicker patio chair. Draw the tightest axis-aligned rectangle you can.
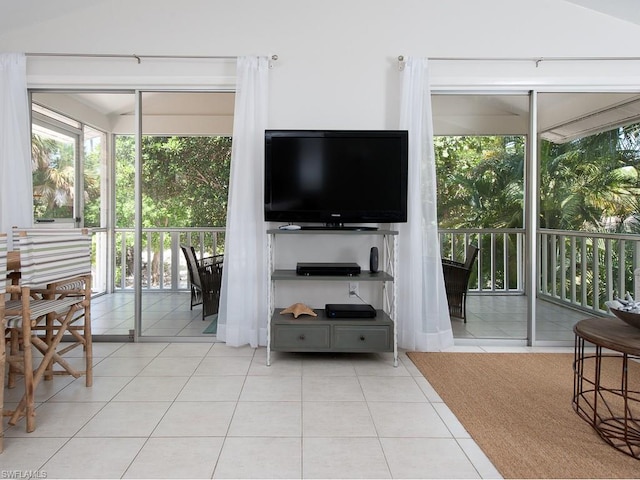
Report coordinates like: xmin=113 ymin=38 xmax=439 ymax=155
xmin=442 ymin=244 xmax=479 ymax=323
xmin=181 ymin=245 xmax=223 ymax=321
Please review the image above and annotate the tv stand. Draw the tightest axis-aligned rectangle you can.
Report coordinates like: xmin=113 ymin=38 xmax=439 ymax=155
xmin=266 ymin=228 xmax=398 ymax=367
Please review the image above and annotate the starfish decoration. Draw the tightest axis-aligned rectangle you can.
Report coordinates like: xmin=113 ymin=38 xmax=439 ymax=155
xmin=279 ymin=303 xmax=317 ymax=318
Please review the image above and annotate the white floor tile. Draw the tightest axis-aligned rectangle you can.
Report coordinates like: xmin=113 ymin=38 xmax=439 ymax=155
xmin=138 ymin=356 xmax=203 ymax=376
xmin=303 ymin=401 xmax=377 ymax=437
xmin=303 ymin=437 xmax=391 ymax=479
xmin=302 ymin=376 xmax=364 ymax=402
xmin=176 ymin=375 xmax=245 ymax=402
xmin=123 ymin=437 xmax=224 ymax=479
xmin=5 ymin=402 xmax=106 ymax=438
xmin=214 ymin=437 xmax=302 ymax=479
xmin=194 ymin=355 xmax=252 ymax=376
xmin=153 ymin=400 xmax=236 ymax=436
xmin=49 ymin=376 xmax=132 ymax=402
xmin=358 ymin=376 xmax=428 ymax=402
xmin=77 ymin=401 xmax=171 ymax=437
xmin=380 ymin=437 xmax=480 ymax=479
xmin=228 ymin=401 xmax=301 ymax=437
xmin=92 ymin=356 xmax=154 ymax=376
xmin=0 ymin=437 xmax=68 ymax=471
xmin=240 ymin=375 xmax=302 ymax=402
xmin=112 ymin=376 xmax=188 ymax=402
xmin=368 ymin=402 xmax=453 ymax=437
xmin=42 ymin=437 xmax=147 ymax=479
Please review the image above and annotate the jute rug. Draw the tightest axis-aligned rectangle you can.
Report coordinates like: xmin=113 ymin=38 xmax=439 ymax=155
xmin=406 ymin=352 xmax=640 ymax=479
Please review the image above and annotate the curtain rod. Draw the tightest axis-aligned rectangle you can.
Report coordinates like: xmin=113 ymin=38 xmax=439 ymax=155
xmin=25 ymin=52 xmax=279 ymax=64
xmin=397 ymin=55 xmax=640 ymax=69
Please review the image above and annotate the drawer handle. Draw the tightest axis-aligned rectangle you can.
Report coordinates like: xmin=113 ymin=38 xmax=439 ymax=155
xmin=299 ymin=334 xmax=306 ymax=341
xmin=359 ymin=335 xmax=366 ymax=341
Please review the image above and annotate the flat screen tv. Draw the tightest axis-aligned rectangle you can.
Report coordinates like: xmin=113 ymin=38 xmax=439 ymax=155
xmin=264 ymin=129 xmax=408 ymax=228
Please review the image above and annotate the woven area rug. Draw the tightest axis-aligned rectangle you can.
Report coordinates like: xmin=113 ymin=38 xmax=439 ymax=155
xmin=407 ymin=352 xmax=640 ymax=479
xmin=202 ymin=314 xmax=217 ymax=334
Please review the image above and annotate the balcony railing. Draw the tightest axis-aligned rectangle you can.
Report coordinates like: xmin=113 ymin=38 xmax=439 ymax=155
xmin=538 ymin=228 xmax=640 ymax=314
xmin=439 ymin=228 xmax=525 ymax=294
xmin=96 ymin=226 xmax=637 ymax=318
xmin=440 ymin=227 xmax=640 ymax=316
xmin=113 ymin=227 xmax=225 ymax=291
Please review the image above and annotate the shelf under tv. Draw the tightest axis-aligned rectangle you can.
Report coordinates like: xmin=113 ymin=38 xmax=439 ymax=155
xmin=299 ymin=225 xmax=379 ymax=231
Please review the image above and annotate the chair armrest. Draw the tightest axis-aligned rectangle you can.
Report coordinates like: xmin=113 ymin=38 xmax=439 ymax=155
xmin=442 ymin=258 xmax=465 ymax=268
xmin=442 ymin=262 xmax=469 ymax=273
xmin=30 ymin=274 xmax=91 ymax=299
xmin=200 ymin=254 xmax=224 ymax=268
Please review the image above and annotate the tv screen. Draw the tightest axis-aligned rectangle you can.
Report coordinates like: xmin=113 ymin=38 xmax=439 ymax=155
xmin=264 ymin=130 xmax=408 ymax=227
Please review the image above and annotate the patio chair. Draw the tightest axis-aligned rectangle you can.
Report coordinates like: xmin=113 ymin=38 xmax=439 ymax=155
xmin=5 ymin=229 xmax=93 ymax=433
xmin=442 ymin=244 xmax=479 ymax=323
xmin=181 ymin=245 xmax=223 ymax=321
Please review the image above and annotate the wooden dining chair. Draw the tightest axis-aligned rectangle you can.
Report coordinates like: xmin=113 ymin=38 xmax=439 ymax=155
xmin=4 ymin=229 xmax=92 ymax=433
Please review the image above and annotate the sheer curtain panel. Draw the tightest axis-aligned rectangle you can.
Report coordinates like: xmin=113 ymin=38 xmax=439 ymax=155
xmin=396 ymin=57 xmax=453 ymax=351
xmin=217 ymin=56 xmax=270 ymax=348
xmin=0 ymin=53 xmax=33 ymax=244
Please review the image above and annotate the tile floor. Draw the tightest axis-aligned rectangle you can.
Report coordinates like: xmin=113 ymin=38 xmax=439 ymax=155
xmin=2 ymin=291 xmax=592 ymax=478
xmin=2 ymin=339 xmax=578 ymax=479
xmin=90 ymin=291 xmax=592 ymax=343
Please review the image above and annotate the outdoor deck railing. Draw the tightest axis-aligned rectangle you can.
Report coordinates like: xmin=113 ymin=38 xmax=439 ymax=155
xmin=538 ymin=228 xmax=640 ymax=314
xmin=440 ymin=227 xmax=640 ymax=316
xmin=113 ymin=227 xmax=225 ymax=291
xmin=98 ymin=226 xmax=637 ymax=317
xmin=439 ymin=228 xmax=526 ymax=295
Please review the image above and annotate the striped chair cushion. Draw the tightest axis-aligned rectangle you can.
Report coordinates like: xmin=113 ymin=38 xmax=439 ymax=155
xmin=4 ymin=296 xmax=86 ymax=328
xmin=0 ymin=234 xmax=6 ymax=296
xmin=11 ymin=227 xmax=91 ymax=249
xmin=16 ymin=232 xmax=92 ymax=288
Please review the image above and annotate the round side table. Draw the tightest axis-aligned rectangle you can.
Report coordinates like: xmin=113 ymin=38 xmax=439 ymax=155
xmin=573 ymin=317 xmax=640 ymax=459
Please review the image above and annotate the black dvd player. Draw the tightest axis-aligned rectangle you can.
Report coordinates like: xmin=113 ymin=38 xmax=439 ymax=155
xmin=325 ymin=303 xmax=377 ymax=318
xmin=296 ymin=262 xmax=361 ymax=276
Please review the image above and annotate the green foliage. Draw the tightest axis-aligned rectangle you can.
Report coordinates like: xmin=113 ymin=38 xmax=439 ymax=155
xmin=32 ymin=134 xmax=76 ymax=219
xmin=436 ymin=127 xmax=640 ymax=234
xmin=539 ymin=128 xmax=640 ymax=232
xmin=115 ymin=135 xmax=231 ymax=228
xmin=435 ymin=135 xmax=525 ymax=229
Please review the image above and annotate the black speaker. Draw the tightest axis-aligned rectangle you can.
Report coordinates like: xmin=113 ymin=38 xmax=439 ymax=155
xmin=369 ymin=246 xmax=379 ymax=273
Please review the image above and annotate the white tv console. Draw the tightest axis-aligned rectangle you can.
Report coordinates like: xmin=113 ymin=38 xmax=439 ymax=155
xmin=266 ymin=228 xmax=398 ymax=366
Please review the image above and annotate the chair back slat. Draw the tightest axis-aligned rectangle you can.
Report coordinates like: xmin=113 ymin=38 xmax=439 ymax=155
xmin=17 ymin=231 xmax=92 ymax=287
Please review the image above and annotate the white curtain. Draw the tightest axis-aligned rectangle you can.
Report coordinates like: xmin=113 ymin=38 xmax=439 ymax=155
xmin=0 ymin=53 xmax=33 ymax=245
xmin=217 ymin=56 xmax=270 ymax=348
xmin=396 ymin=57 xmax=454 ymax=351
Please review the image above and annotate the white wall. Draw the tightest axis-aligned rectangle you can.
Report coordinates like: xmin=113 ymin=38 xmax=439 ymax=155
xmin=3 ymin=0 xmax=640 ymax=129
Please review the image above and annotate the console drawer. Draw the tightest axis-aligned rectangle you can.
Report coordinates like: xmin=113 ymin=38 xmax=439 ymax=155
xmin=333 ymin=325 xmax=391 ymax=351
xmin=272 ymin=324 xmax=331 ymax=350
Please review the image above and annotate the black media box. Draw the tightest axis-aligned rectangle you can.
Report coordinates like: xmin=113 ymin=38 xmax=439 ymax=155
xmin=325 ymin=304 xmax=377 ymax=319
xmin=296 ymin=262 xmax=361 ymax=276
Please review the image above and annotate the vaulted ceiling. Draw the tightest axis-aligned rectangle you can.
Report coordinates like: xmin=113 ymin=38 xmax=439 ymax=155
xmin=12 ymin=0 xmax=640 ymax=139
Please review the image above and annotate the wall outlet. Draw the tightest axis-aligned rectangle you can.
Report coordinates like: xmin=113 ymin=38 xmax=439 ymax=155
xmin=349 ymin=282 xmax=359 ymax=297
